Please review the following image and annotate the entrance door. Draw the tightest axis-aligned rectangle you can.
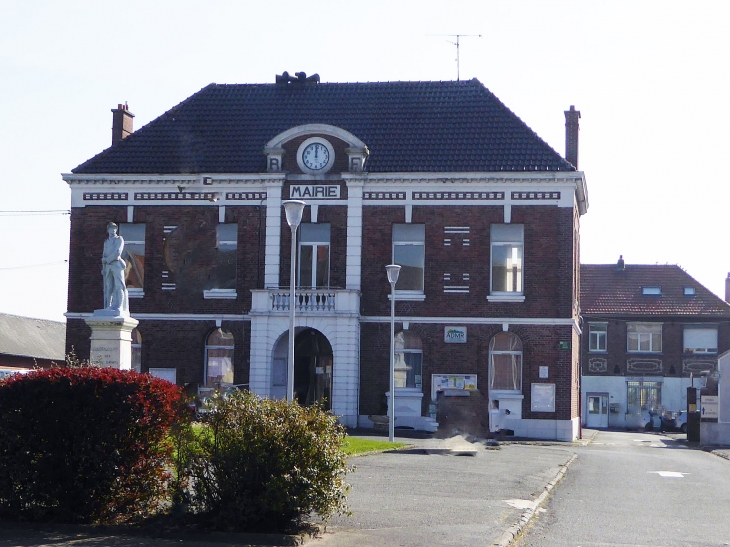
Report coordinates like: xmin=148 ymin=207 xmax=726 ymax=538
xmin=293 ymin=329 xmax=333 ymax=410
xmin=586 ymin=393 xmax=609 ymax=428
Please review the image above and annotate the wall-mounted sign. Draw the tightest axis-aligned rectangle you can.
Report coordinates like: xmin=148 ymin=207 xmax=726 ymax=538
xmin=531 ymin=383 xmax=556 ymax=412
xmin=445 ymin=326 xmax=467 ymax=343
xmin=539 ymin=366 xmax=549 ymax=379
xmin=701 ymin=395 xmax=719 ymax=419
xmin=289 ymin=185 xmax=341 ymax=199
xmin=558 ymin=341 xmax=571 ymax=350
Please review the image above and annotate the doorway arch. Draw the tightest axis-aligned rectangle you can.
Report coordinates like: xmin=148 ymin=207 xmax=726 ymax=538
xmin=294 ymin=328 xmax=333 ymax=410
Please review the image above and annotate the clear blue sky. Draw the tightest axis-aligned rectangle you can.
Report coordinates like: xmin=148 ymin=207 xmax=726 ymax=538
xmin=1 ymin=0 xmax=728 ymax=322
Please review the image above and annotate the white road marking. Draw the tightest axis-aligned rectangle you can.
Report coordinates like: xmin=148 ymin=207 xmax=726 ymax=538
xmin=650 ymin=471 xmax=688 ymax=478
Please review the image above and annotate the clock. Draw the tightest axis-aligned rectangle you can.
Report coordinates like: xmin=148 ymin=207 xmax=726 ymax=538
xmin=297 ymin=137 xmax=335 ymax=175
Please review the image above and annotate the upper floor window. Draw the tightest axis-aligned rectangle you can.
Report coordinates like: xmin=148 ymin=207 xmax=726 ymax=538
xmin=119 ymin=223 xmax=145 ymax=291
xmin=489 ymin=332 xmax=523 ymax=392
xmin=588 ymin=323 xmax=607 ymax=352
xmin=627 ymin=323 xmax=662 ymax=353
xmin=491 ymin=224 xmax=523 ymax=294
xmin=299 ymin=223 xmax=330 ymax=289
xmin=683 ymin=327 xmax=718 ymax=354
xmin=392 ymin=224 xmax=425 ymax=293
xmin=642 ymin=286 xmax=662 ymax=296
xmin=213 ymin=224 xmax=238 ymax=291
xmin=394 ymin=331 xmax=423 ymax=389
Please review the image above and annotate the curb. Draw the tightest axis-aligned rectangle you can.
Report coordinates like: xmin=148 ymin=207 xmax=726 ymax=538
xmin=491 ymin=453 xmax=578 ymax=547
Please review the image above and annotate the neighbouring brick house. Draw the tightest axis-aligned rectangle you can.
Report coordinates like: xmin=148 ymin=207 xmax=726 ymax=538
xmin=580 ymin=259 xmax=730 ymax=429
xmin=63 ymin=74 xmax=588 ymax=440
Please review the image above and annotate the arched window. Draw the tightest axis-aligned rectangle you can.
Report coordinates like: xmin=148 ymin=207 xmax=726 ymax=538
xmin=394 ymin=331 xmax=423 ymax=389
xmin=205 ymin=329 xmax=235 ymax=389
xmin=489 ymin=332 xmax=523 ymax=391
xmin=131 ymin=329 xmax=142 ymax=373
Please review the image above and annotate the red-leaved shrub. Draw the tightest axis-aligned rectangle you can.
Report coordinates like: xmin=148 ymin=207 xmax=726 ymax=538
xmin=0 ymin=367 xmax=185 ymax=523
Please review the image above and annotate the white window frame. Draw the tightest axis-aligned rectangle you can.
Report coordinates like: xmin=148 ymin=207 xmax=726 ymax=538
xmin=392 ymin=224 xmax=425 ymax=298
xmin=627 ymin=322 xmax=663 ymax=353
xmin=119 ymin=223 xmax=146 ymax=298
xmin=488 ymin=332 xmax=523 ymax=393
xmin=204 ymin=224 xmax=238 ymax=299
xmin=588 ymin=322 xmax=607 ymax=353
xmin=394 ymin=331 xmax=423 ymax=389
xmin=489 ymin=224 xmax=524 ymax=302
xmin=683 ymin=326 xmax=718 ymax=355
xmin=203 ymin=329 xmax=235 ymax=392
xmin=298 ymin=223 xmax=331 ymax=289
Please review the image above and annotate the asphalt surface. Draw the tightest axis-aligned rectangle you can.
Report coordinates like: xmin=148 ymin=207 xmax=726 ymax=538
xmin=514 ymin=430 xmax=730 ymax=547
xmin=0 ymin=433 xmax=580 ymax=547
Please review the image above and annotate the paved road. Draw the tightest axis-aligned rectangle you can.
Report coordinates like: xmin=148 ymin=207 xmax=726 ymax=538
xmin=514 ymin=430 xmax=730 ymax=547
xmin=315 ymin=438 xmax=576 ymax=547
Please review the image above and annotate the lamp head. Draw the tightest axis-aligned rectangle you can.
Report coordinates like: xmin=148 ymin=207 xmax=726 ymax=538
xmin=283 ymin=200 xmax=306 ymax=229
xmin=385 ymin=264 xmax=401 ymax=285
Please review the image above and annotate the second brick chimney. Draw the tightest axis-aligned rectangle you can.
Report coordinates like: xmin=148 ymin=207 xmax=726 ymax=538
xmin=564 ymin=105 xmax=580 ymax=169
xmin=725 ymin=273 xmax=730 ymax=304
xmin=111 ymin=103 xmax=134 ymax=146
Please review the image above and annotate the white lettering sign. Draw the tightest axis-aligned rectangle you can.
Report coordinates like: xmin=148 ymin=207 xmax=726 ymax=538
xmin=444 ymin=326 xmax=467 ymax=343
xmin=290 ymin=185 xmax=341 ymax=199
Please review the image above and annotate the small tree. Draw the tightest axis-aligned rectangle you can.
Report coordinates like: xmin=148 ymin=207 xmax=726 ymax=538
xmin=0 ymin=367 xmax=185 ymax=523
xmin=185 ymin=391 xmax=351 ymax=532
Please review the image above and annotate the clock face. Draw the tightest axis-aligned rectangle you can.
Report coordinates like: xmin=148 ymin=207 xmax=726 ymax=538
xmin=301 ymin=142 xmax=330 ymax=170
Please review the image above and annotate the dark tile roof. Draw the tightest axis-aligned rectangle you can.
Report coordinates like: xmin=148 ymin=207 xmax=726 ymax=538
xmin=580 ymin=264 xmax=730 ymax=317
xmin=0 ymin=313 xmax=66 ymax=361
xmin=72 ymin=79 xmax=575 ymax=175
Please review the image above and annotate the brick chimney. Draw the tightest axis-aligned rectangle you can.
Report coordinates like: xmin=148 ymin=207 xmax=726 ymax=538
xmin=725 ymin=272 xmax=730 ymax=303
xmin=564 ymin=105 xmax=581 ymax=169
xmin=111 ymin=103 xmax=134 ymax=146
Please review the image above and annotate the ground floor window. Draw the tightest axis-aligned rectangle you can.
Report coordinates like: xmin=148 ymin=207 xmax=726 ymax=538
xmin=205 ymin=328 xmax=234 ymax=389
xmin=489 ymin=332 xmax=523 ymax=391
xmin=627 ymin=381 xmax=661 ymax=412
xmin=394 ymin=331 xmax=422 ymax=389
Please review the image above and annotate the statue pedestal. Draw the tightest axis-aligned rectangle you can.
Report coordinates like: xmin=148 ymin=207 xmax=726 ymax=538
xmin=85 ymin=310 xmax=139 ymax=370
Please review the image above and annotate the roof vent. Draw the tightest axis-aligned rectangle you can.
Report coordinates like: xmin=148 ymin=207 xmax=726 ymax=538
xmin=276 ymin=71 xmax=320 ymax=85
xmin=617 ymin=255 xmax=625 ymax=270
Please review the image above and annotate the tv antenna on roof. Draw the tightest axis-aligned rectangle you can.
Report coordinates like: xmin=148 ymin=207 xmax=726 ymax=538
xmin=429 ymin=34 xmax=482 ymax=81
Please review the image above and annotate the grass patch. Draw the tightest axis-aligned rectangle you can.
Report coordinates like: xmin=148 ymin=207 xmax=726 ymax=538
xmin=342 ymin=436 xmax=408 ymax=455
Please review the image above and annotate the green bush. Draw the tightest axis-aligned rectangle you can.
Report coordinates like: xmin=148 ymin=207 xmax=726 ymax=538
xmin=184 ymin=391 xmax=351 ymax=532
xmin=0 ymin=367 xmax=185 ymax=523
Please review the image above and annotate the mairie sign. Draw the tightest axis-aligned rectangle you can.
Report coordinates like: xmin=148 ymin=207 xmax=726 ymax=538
xmin=445 ymin=326 xmax=467 ymax=343
xmin=290 ymin=185 xmax=341 ymax=199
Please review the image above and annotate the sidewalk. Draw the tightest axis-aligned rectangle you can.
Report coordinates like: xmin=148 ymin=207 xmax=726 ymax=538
xmin=0 ymin=434 xmax=582 ymax=547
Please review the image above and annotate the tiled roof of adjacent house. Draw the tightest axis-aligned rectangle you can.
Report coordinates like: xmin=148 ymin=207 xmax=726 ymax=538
xmin=581 ymin=264 xmax=730 ymax=317
xmin=0 ymin=313 xmax=66 ymax=361
xmin=72 ymin=79 xmax=575 ymax=175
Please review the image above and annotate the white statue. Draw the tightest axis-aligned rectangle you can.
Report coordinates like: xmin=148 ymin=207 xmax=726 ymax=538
xmin=102 ymin=222 xmax=129 ymax=314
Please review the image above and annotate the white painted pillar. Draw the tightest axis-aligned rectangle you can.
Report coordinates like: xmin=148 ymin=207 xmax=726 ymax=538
xmin=345 ymin=179 xmax=364 ymax=291
xmin=263 ymin=180 xmax=284 ymax=288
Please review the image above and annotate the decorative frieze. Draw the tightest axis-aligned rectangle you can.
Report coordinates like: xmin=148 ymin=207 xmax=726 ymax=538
xmin=682 ymin=359 xmax=716 ymax=374
xmin=626 ymin=358 xmax=662 ymax=374
xmin=83 ymin=192 xmax=128 ymax=201
xmin=413 ymin=191 xmax=503 ymax=200
xmin=588 ymin=358 xmax=608 ymax=373
xmin=511 ymin=191 xmax=560 ymax=200
xmin=363 ymin=192 xmax=406 ymax=200
xmin=226 ymin=192 xmax=267 ymax=200
xmin=135 ymin=192 xmax=219 ymax=201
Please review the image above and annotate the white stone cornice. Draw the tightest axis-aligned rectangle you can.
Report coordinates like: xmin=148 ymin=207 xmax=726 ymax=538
xmin=265 ymin=124 xmax=367 ymax=149
xmin=62 ymin=173 xmax=286 ymax=186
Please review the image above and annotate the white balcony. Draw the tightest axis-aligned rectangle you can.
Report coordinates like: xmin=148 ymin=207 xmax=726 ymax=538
xmin=250 ymin=289 xmax=360 ymax=316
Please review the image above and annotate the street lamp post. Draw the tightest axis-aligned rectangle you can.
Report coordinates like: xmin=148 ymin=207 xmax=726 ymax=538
xmin=385 ymin=264 xmax=401 ymax=442
xmin=283 ymin=200 xmax=306 ymax=402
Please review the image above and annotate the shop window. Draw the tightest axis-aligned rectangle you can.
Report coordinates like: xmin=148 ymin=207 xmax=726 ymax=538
xmin=131 ymin=328 xmax=142 ymax=373
xmin=204 ymin=328 xmax=235 ymax=390
xmin=588 ymin=323 xmax=607 ymax=352
xmin=119 ymin=223 xmax=145 ymax=293
xmin=394 ymin=331 xmax=422 ymax=389
xmin=627 ymin=381 xmax=662 ymax=412
xmin=683 ymin=327 xmax=718 ymax=354
xmin=299 ymin=223 xmax=330 ymax=289
xmin=392 ymin=224 xmax=425 ymax=293
xmin=489 ymin=332 xmax=522 ymax=391
xmin=491 ymin=224 xmax=523 ymax=295
xmin=627 ymin=323 xmax=662 ymax=353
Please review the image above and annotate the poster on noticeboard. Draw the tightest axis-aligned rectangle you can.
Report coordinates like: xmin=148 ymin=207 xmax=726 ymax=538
xmin=431 ymin=374 xmax=477 ymax=400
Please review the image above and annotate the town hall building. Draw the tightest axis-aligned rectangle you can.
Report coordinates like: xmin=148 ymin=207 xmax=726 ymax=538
xmin=64 ymin=74 xmax=588 ymax=440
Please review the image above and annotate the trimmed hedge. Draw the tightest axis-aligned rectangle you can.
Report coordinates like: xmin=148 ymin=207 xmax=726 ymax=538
xmin=184 ymin=391 xmax=351 ymax=532
xmin=0 ymin=367 xmax=185 ymax=523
